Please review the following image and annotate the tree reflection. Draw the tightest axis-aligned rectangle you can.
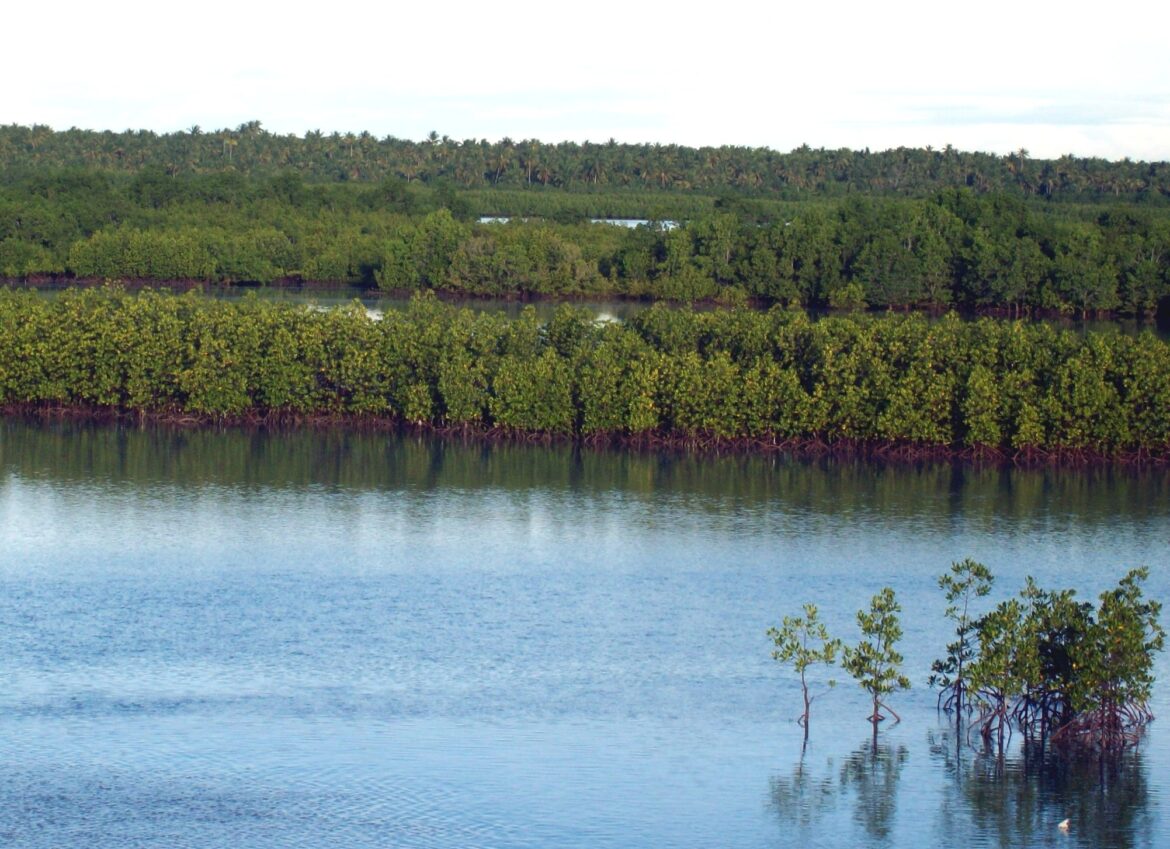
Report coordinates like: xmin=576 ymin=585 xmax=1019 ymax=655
xmin=768 ymin=744 xmax=839 ymax=831
xmin=839 ymin=739 xmax=909 ymax=842
xmin=928 ymin=729 xmax=1153 ymax=849
xmin=769 ymin=738 xmax=907 ymax=844
xmin=2 ymin=418 xmax=1167 ymax=524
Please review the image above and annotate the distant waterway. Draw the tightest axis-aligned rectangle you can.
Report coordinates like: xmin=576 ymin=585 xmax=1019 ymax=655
xmin=478 ymin=216 xmax=678 ymax=229
xmin=8 ymin=279 xmax=1167 ymax=339
xmin=0 ymin=420 xmax=1167 ymax=847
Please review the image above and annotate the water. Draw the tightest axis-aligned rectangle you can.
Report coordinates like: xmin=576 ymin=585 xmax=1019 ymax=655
xmin=11 ymin=280 xmax=647 ymax=323
xmin=12 ymin=281 xmax=1169 ymax=340
xmin=0 ymin=420 xmax=1167 ymax=848
xmin=477 ymin=217 xmax=678 ymax=229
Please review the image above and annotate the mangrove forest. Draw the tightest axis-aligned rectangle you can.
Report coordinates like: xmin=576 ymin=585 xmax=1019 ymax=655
xmin=1 ymin=287 xmax=1167 ymax=461
xmin=0 ymin=125 xmax=1169 ymax=317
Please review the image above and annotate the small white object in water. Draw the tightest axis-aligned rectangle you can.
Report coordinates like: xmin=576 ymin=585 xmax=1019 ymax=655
xmin=1058 ymin=818 xmax=1070 ymax=832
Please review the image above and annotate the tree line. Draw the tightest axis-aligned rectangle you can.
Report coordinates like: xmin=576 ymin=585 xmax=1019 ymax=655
xmin=1 ymin=288 xmax=1167 ymax=460
xmin=3 ymin=123 xmax=1168 ymax=202
xmin=3 ymin=172 xmax=1170 ymax=316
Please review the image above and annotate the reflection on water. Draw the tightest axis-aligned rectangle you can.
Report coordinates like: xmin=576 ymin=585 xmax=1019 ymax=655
xmin=0 ymin=418 xmax=1167 ymax=848
xmin=3 ymin=419 xmax=1168 ymax=531
xmin=927 ymin=729 xmax=1155 ymax=849
xmin=768 ymin=749 xmax=839 ymax=831
xmin=840 ymin=740 xmax=909 ymax=842
xmin=771 ymin=739 xmax=908 ymax=846
xmin=773 ymin=732 xmax=1154 ymax=849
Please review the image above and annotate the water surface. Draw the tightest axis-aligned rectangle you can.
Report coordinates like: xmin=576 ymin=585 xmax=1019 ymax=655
xmin=0 ymin=421 xmax=1167 ymax=847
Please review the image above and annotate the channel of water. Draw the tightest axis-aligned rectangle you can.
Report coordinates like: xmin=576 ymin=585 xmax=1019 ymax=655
xmin=0 ymin=420 xmax=1166 ymax=847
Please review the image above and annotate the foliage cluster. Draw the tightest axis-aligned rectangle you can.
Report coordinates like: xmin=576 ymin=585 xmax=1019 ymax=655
xmin=3 ymin=123 xmax=1168 ymax=203
xmin=767 ymin=604 xmax=841 ymax=732
xmin=771 ymin=562 xmax=1164 ymax=757
xmin=2 ymin=166 xmax=1170 ymax=315
xmin=931 ymin=563 xmax=1165 ymax=754
xmin=1 ymin=289 xmax=1168 ymax=460
xmin=843 ymin=588 xmax=912 ymax=726
xmin=771 ymin=588 xmax=911 ymax=733
xmin=928 ymin=559 xmax=995 ymax=717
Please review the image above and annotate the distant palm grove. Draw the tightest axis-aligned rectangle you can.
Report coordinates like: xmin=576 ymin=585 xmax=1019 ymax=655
xmin=2 ymin=123 xmax=1169 ymax=316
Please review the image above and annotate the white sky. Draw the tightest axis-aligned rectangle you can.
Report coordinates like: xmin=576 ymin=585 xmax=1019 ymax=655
xmin=7 ymin=1 xmax=1169 ymax=161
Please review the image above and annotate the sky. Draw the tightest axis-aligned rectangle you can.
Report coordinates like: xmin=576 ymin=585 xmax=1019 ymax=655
xmin=7 ymin=1 xmax=1169 ymax=161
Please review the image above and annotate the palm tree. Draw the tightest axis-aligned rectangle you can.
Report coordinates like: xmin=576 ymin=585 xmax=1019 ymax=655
xmin=518 ymin=139 xmax=541 ymax=185
xmin=493 ymin=137 xmax=514 ymax=186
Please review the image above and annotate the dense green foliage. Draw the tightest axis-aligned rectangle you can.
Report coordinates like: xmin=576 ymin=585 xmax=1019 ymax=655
xmin=2 ymin=289 xmax=1168 ymax=459
xmin=2 ymin=126 xmax=1170 ymax=315
xmin=958 ymin=568 xmax=1165 ymax=754
xmin=3 ymin=123 xmax=1168 ymax=202
xmin=3 ymin=179 xmax=1170 ymax=314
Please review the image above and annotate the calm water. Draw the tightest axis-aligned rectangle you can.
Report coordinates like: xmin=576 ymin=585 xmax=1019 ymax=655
xmin=0 ymin=420 xmax=1167 ymax=848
